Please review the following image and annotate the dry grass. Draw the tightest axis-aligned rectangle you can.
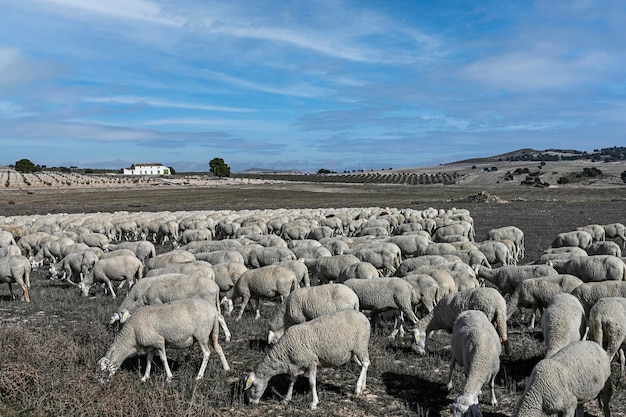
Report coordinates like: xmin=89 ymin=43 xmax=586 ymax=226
xmin=1 ymin=182 xmax=626 ymax=416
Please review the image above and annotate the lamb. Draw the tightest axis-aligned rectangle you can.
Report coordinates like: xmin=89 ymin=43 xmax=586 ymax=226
xmin=512 ymin=341 xmax=612 ymax=417
xmin=506 ymin=274 xmax=584 ymax=328
xmin=588 ymin=297 xmax=626 ymax=375
xmin=571 ymin=281 xmax=626 ymax=316
xmin=98 ymin=298 xmax=229 ymax=382
xmin=79 ymin=255 xmax=144 ymax=298
xmin=551 ymin=230 xmax=594 ymax=250
xmin=110 ymin=273 xmax=231 ymax=342
xmin=447 ymin=310 xmax=501 ymax=416
xmin=548 ymin=255 xmax=626 ymax=282
xmin=232 ymin=265 xmax=298 ymax=320
xmin=267 ymin=283 xmax=360 ymax=343
xmin=541 ymin=293 xmax=587 ymax=358
xmin=0 ymin=254 xmax=31 ymax=302
xmin=245 ymin=309 xmax=370 ymax=410
xmin=412 ymin=287 xmax=509 ymax=356
xmin=474 ymin=264 xmax=558 ymax=295
xmin=343 ymin=277 xmax=420 ymax=338
xmin=487 ymin=226 xmax=525 ymax=260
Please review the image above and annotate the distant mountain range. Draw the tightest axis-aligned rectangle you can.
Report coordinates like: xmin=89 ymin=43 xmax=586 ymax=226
xmin=239 ymin=167 xmax=304 ymax=174
xmin=449 ymin=147 xmax=625 ymax=165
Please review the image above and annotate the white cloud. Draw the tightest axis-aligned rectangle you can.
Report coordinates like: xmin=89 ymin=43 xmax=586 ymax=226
xmin=84 ymin=96 xmax=255 ymax=113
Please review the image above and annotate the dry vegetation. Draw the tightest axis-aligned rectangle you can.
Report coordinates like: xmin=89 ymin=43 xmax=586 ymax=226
xmin=1 ymin=169 xmax=626 ymax=417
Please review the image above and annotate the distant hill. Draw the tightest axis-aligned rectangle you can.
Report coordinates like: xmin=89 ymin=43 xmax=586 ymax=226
xmin=450 ymin=147 xmax=625 ymax=164
xmin=239 ymin=167 xmax=303 ymax=174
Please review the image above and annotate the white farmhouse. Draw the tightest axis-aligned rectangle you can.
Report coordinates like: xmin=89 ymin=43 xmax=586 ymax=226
xmin=123 ymin=163 xmax=171 ymax=175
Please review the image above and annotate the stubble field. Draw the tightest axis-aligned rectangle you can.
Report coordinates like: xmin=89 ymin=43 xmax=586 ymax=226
xmin=1 ymin=180 xmax=626 ymax=417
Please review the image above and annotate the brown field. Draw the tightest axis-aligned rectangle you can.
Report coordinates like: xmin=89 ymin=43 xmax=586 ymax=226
xmin=1 ymin=173 xmax=626 ymax=417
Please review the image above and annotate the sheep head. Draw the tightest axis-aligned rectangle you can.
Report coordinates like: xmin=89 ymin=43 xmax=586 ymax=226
xmin=450 ymin=394 xmax=481 ymax=417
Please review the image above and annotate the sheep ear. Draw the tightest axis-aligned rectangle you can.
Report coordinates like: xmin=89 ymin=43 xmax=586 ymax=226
xmin=244 ymin=372 xmax=256 ymax=390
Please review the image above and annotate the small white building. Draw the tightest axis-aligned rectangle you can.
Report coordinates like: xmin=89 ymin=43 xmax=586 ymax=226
xmin=123 ymin=163 xmax=171 ymax=175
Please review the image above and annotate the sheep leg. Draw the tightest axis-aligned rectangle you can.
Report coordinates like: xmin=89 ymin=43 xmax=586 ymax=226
xmin=210 ymin=321 xmax=230 ymax=371
xmin=157 ymin=347 xmax=174 ymax=381
xmin=446 ymin=356 xmax=456 ymax=390
xmin=236 ymin=296 xmax=250 ymax=321
xmin=7 ymin=283 xmax=15 ymax=300
xmin=254 ymin=299 xmax=261 ymax=320
xmin=619 ymin=349 xmax=625 ymax=376
xmin=217 ymin=314 xmax=231 ymax=342
xmin=283 ymin=375 xmax=297 ymax=403
xmin=141 ymin=351 xmax=154 ymax=381
xmin=307 ymin=365 xmax=319 ymax=410
xmin=489 ymin=374 xmax=498 ymax=407
xmin=195 ymin=340 xmax=211 ymax=380
xmin=354 ymin=356 xmax=369 ymax=396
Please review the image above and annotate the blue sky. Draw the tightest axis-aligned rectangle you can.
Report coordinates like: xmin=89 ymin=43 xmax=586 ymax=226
xmin=1 ymin=1 xmax=625 ymax=173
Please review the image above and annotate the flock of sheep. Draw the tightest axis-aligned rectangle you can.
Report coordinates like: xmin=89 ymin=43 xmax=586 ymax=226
xmin=1 ymin=206 xmax=626 ymax=416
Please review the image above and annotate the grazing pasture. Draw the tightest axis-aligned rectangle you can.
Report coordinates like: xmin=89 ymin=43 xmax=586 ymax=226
xmin=1 ymin=181 xmax=625 ymax=417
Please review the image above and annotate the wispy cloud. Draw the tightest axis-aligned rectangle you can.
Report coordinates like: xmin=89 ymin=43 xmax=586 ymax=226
xmin=84 ymin=96 xmax=255 ymax=113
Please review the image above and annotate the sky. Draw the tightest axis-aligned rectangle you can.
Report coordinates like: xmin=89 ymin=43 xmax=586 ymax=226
xmin=1 ymin=1 xmax=625 ymax=173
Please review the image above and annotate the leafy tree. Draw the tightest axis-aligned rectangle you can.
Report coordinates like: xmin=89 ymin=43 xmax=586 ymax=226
xmin=209 ymin=158 xmax=231 ymax=178
xmin=15 ymin=158 xmax=37 ymax=173
xmin=317 ymin=168 xmax=332 ymax=174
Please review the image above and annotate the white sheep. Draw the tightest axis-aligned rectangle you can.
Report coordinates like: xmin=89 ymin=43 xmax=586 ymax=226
xmin=336 ymin=261 xmax=380 ymax=282
xmin=394 ymin=255 xmax=451 ymax=277
xmin=49 ymin=250 xmax=99 ymax=282
xmin=351 ymin=242 xmax=402 ymax=275
xmin=245 ymin=309 xmax=370 ymax=410
xmin=576 ymin=224 xmax=606 ymax=242
xmin=98 ymin=298 xmax=229 ymax=382
xmin=79 ymin=255 xmax=144 ymax=298
xmin=506 ymin=274 xmax=584 ymax=328
xmin=487 ymin=226 xmax=525 ymax=260
xmin=343 ymin=277 xmax=420 ymax=338
xmin=602 ymin=222 xmax=626 ymax=249
xmin=447 ymin=310 xmax=501 ymax=416
xmin=110 ymin=272 xmax=231 ymax=342
xmin=267 ymin=283 xmax=359 ymax=343
xmin=548 ymin=255 xmax=626 ymax=283
xmin=475 ymin=241 xmax=514 ymax=266
xmin=589 ymin=297 xmax=626 ymax=375
xmin=512 ymin=341 xmax=612 ymax=417
xmin=144 ymin=249 xmax=195 ymax=272
xmin=412 ymin=287 xmax=509 ymax=356
xmin=107 ymin=241 xmax=156 ymax=264
xmin=247 ymin=246 xmax=296 ymax=268
xmin=195 ymin=249 xmax=245 ymax=265
xmin=303 ymin=254 xmax=360 ymax=284
xmin=541 ymin=293 xmax=587 ymax=358
xmin=474 ymin=264 xmax=558 ymax=295
xmin=586 ymin=241 xmax=622 ymax=257
xmin=232 ymin=265 xmax=298 ymax=320
xmin=551 ymin=230 xmax=594 ymax=249
xmin=571 ymin=280 xmax=626 ymax=316
xmin=401 ymin=274 xmax=443 ymax=315
xmin=0 ymin=254 xmax=31 ymax=302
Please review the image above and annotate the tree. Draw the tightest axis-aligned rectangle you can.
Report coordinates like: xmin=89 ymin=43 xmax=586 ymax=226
xmin=209 ymin=158 xmax=231 ymax=178
xmin=14 ymin=158 xmax=37 ymax=173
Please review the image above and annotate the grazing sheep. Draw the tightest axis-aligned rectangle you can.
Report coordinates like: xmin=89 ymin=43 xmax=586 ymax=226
xmin=602 ymin=222 xmax=626 ymax=249
xmin=144 ymin=260 xmax=215 ymax=280
xmin=352 ymin=242 xmax=402 ymax=275
xmin=303 ymin=254 xmax=360 ymax=284
xmin=177 ymin=228 xmax=213 ymax=246
xmin=576 ymin=224 xmax=606 ymax=242
xmin=0 ymin=245 xmax=22 ymax=258
xmin=291 ymin=246 xmax=333 ymax=260
xmin=453 ymin=249 xmax=491 ymax=268
xmin=0 ymin=254 xmax=31 ymax=302
xmin=77 ymin=232 xmax=110 ymax=250
xmin=232 ymin=265 xmax=298 ymax=320
xmin=343 ymin=277 xmax=420 ymax=338
xmin=49 ymin=250 xmax=99 ymax=282
xmin=530 ymin=251 xmax=587 ymax=265
xmin=247 ymin=246 xmax=296 ymax=268
xmin=110 ymin=273 xmax=231 ymax=342
xmin=448 ymin=310 xmax=501 ymax=416
xmin=549 ymin=255 xmax=626 ymax=283
xmin=100 ymin=248 xmax=138 ymax=260
xmin=107 ymin=241 xmax=156 ymax=264
xmin=79 ymin=255 xmax=144 ymax=298
xmin=437 ymin=262 xmax=481 ymax=292
xmin=275 ymin=259 xmax=311 ymax=287
xmin=420 ymin=242 xmax=458 ymax=257
xmin=337 ymin=261 xmax=380 ymax=282
xmin=385 ymin=235 xmax=430 ymax=258
xmin=245 ymin=309 xmax=370 ymax=410
xmin=0 ymin=230 xmax=16 ymax=248
xmin=541 ymin=293 xmax=587 ymax=358
xmin=195 ymin=249 xmax=245 ymax=265
xmin=506 ymin=274 xmax=584 ymax=328
xmin=407 ymin=267 xmax=457 ymax=297
xmin=394 ymin=255 xmax=451 ymax=277
xmin=475 ymin=241 xmax=514 ymax=266
xmin=571 ymin=281 xmax=626 ymax=316
xmin=588 ymin=297 xmax=626 ymax=375
xmin=551 ymin=230 xmax=593 ymax=250
xmin=487 ymin=226 xmax=525 ymax=260
xmin=98 ymin=298 xmax=229 ymax=382
xmin=267 ymin=283 xmax=360 ymax=343
xmin=474 ymin=264 xmax=558 ymax=295
xmin=401 ymin=274 xmax=442 ymax=315
xmin=145 ymin=249 xmax=195 ymax=272
xmin=512 ymin=341 xmax=612 ymax=417
xmin=586 ymin=241 xmax=622 ymax=257
xmin=412 ymin=287 xmax=509 ymax=356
